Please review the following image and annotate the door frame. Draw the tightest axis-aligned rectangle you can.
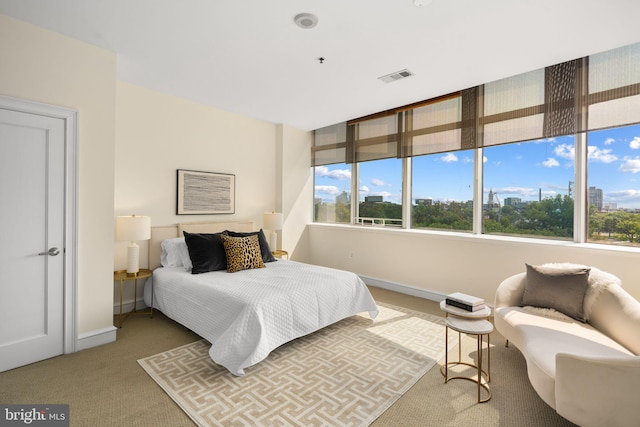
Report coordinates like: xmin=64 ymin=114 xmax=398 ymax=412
xmin=0 ymin=95 xmax=78 ymax=354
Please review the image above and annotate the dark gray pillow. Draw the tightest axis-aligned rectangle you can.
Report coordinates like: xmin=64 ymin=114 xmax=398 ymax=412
xmin=522 ymin=263 xmax=590 ymax=322
xmin=183 ymin=231 xmax=229 ymax=274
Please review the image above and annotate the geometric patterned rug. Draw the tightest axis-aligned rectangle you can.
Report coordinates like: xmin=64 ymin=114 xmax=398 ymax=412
xmin=138 ymin=303 xmax=458 ymax=427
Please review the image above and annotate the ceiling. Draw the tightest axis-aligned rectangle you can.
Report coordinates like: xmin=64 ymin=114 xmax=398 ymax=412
xmin=1 ymin=0 xmax=639 ymax=131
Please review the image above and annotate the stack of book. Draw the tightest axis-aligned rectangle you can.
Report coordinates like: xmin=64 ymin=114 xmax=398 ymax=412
xmin=445 ymin=292 xmax=486 ymax=312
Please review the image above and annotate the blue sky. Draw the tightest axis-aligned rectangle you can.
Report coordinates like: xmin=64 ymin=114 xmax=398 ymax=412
xmin=315 ymin=123 xmax=640 ymax=209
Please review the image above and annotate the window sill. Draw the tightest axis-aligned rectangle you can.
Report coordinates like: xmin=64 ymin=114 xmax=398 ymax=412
xmin=307 ymin=222 xmax=640 ymax=254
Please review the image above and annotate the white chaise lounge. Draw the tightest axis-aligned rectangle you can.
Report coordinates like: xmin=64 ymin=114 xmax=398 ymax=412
xmin=494 ymin=263 xmax=640 ymax=427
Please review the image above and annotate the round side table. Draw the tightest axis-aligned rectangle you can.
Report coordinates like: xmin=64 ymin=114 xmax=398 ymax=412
xmin=440 ymin=300 xmax=493 ymax=403
xmin=114 ymin=269 xmax=153 ymax=328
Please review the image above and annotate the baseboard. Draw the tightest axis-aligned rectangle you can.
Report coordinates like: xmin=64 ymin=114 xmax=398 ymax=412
xmin=359 ymin=275 xmax=447 ymax=302
xmin=76 ymin=326 xmax=117 ymax=351
xmin=113 ymin=298 xmax=148 ymax=315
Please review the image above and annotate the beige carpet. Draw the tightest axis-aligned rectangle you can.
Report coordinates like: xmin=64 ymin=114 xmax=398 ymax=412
xmin=138 ymin=303 xmax=458 ymax=427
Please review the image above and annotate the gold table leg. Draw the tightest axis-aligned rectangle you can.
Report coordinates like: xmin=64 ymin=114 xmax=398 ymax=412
xmin=441 ymin=315 xmax=492 ymax=403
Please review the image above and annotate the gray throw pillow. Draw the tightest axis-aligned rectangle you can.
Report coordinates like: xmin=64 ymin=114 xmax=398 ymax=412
xmin=522 ymin=263 xmax=590 ymax=322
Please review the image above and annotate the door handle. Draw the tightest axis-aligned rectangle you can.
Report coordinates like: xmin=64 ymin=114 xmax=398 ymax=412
xmin=38 ymin=247 xmax=60 ymax=256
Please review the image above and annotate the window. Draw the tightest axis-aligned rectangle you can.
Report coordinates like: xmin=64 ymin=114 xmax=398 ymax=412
xmin=587 ymin=123 xmax=640 ymax=246
xmin=357 ymin=158 xmax=403 ymax=227
xmin=314 ymin=163 xmax=352 ymax=224
xmin=411 ymin=150 xmax=474 ymax=231
xmin=482 ymin=137 xmax=575 ymax=239
xmin=311 ymin=41 xmax=640 ymax=247
xmin=312 ymin=123 xmax=351 ymax=224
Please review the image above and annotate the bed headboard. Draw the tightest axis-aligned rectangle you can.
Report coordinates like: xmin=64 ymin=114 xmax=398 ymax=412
xmin=149 ymin=220 xmax=255 ymax=270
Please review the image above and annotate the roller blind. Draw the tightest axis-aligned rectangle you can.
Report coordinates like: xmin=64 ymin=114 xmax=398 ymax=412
xmin=312 ymin=122 xmax=347 ymax=166
xmin=543 ymin=58 xmax=587 ymax=137
xmin=401 ymin=94 xmax=463 ymax=157
xmin=481 ymin=69 xmax=545 ymax=147
xmin=348 ymin=113 xmax=400 ymax=163
xmin=587 ymin=43 xmax=640 ymax=131
xmin=391 ymin=90 xmax=479 ymax=157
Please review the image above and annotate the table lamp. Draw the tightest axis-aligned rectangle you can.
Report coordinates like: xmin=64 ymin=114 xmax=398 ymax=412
xmin=263 ymin=212 xmax=283 ymax=250
xmin=116 ymin=214 xmax=151 ymax=276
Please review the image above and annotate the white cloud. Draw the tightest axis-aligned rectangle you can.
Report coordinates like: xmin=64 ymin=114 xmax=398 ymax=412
xmin=534 ymin=137 xmax=556 ymax=143
xmin=542 ymin=157 xmax=559 ymax=168
xmin=490 ymin=186 xmax=538 ymax=198
xmin=588 ymin=146 xmax=617 ymax=163
xmin=314 ymin=165 xmax=351 ymax=180
xmin=483 ymin=156 xmax=488 ymax=163
xmin=359 ymin=185 xmax=369 ymax=193
xmin=630 ymin=136 xmax=640 ymax=150
xmin=371 ymin=178 xmax=391 ymax=187
xmin=440 ymin=153 xmax=458 ymax=163
xmin=607 ymin=189 xmax=640 ymax=205
xmin=604 ymin=137 xmax=615 ymax=145
xmin=314 ymin=185 xmax=341 ymax=196
xmin=619 ymin=157 xmax=640 ymax=173
xmin=554 ymin=143 xmax=574 ymax=160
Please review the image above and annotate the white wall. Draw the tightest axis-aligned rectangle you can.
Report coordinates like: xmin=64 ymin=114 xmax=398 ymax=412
xmin=114 ymin=82 xmax=292 ymax=307
xmin=114 ymin=81 xmax=278 ymax=230
xmin=308 ymin=224 xmax=640 ymax=304
xmin=0 ymin=14 xmax=116 ymax=337
xmin=276 ymin=125 xmax=313 ymax=262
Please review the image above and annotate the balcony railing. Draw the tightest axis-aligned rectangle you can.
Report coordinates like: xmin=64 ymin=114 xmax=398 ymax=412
xmin=355 ymin=217 xmax=403 ymax=227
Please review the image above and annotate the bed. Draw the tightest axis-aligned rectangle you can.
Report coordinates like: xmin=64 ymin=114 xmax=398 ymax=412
xmin=143 ymin=221 xmax=379 ymax=376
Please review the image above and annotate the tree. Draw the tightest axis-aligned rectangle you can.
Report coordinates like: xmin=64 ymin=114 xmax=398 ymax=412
xmin=588 ymin=204 xmax=603 ymax=239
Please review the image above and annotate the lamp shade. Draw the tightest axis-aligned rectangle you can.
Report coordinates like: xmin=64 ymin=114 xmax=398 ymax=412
xmin=116 ymin=215 xmax=151 ymax=241
xmin=263 ymin=212 xmax=283 ymax=231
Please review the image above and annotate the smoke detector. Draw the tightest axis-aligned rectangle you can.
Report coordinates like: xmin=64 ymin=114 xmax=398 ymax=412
xmin=378 ymin=69 xmax=415 ymax=83
xmin=294 ymin=13 xmax=318 ymax=29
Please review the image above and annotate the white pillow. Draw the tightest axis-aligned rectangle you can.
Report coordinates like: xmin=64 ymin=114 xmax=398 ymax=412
xmin=160 ymin=237 xmax=192 ymax=270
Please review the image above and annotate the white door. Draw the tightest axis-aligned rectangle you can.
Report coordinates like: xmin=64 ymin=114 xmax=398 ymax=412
xmin=0 ymin=107 xmax=65 ymax=372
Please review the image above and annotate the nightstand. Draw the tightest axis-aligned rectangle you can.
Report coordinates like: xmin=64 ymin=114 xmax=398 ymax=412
xmin=272 ymin=249 xmax=288 ymax=259
xmin=114 ymin=268 xmax=153 ymax=328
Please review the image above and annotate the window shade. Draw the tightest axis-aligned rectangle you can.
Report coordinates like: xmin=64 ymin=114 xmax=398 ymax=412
xmin=543 ymin=59 xmax=587 ymax=137
xmin=482 ymin=69 xmax=545 ymax=147
xmin=587 ymin=43 xmax=640 ymax=131
xmin=481 ymin=43 xmax=640 ymax=147
xmin=401 ymin=95 xmax=463 ymax=157
xmin=312 ymin=122 xmax=347 ymax=166
xmin=348 ymin=113 xmax=399 ymax=163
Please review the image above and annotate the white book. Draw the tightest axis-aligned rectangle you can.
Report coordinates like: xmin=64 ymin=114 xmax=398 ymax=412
xmin=446 ymin=292 xmax=485 ymax=307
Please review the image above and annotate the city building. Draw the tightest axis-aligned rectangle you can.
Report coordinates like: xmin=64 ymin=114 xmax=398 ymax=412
xmin=589 ymin=186 xmax=604 ymax=211
xmin=364 ymin=195 xmax=384 ymax=203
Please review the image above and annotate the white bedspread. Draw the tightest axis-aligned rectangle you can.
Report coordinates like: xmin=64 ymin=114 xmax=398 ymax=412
xmin=144 ymin=260 xmax=378 ymax=376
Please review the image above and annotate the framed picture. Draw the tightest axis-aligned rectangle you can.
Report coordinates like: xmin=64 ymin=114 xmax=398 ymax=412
xmin=176 ymin=169 xmax=235 ymax=215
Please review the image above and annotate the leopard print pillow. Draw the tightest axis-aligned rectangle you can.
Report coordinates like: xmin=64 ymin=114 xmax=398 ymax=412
xmin=221 ymin=234 xmax=265 ymax=273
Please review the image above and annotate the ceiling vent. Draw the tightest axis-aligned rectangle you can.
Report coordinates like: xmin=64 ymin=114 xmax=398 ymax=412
xmin=378 ymin=69 xmax=415 ymax=83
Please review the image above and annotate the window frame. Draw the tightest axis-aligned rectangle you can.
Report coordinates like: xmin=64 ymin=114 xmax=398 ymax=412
xmin=311 ymin=127 xmax=628 ymax=247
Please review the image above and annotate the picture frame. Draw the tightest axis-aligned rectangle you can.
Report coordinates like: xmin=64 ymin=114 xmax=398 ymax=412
xmin=176 ymin=169 xmax=235 ymax=215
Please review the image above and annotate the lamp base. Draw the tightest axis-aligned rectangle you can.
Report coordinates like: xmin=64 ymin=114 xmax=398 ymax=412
xmin=268 ymin=230 xmax=277 ymax=251
xmin=126 ymin=242 xmax=140 ymax=275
